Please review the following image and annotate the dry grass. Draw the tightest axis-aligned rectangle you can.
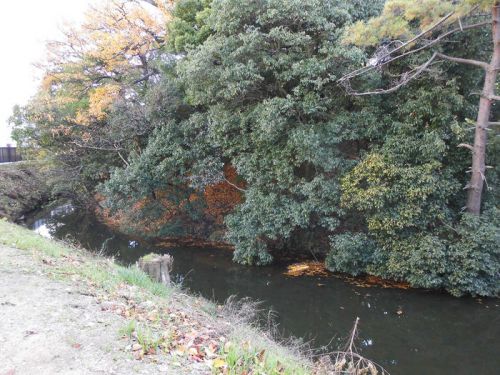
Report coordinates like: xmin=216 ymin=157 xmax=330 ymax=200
xmin=316 ymin=318 xmax=389 ymax=375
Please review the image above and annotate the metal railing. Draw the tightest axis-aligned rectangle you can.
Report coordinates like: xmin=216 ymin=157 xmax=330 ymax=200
xmin=0 ymin=146 xmax=22 ymax=163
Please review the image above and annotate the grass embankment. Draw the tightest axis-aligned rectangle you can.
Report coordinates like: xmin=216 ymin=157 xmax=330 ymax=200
xmin=0 ymin=161 xmax=51 ymax=221
xmin=0 ymin=219 xmax=313 ymax=374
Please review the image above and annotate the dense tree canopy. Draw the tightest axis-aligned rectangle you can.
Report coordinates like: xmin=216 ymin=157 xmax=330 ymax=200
xmin=13 ymin=0 xmax=499 ymax=296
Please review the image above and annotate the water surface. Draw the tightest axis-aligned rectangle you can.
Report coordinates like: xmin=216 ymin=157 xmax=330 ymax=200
xmin=26 ymin=206 xmax=500 ymax=375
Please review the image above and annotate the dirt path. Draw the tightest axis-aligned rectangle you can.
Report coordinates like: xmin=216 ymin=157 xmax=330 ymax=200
xmin=0 ymin=246 xmax=191 ymax=375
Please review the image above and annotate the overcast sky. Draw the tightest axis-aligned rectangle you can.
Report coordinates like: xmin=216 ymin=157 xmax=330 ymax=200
xmin=0 ymin=1 xmax=96 ymax=146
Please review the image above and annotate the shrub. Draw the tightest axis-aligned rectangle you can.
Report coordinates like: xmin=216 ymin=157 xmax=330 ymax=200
xmin=445 ymin=209 xmax=499 ymax=297
xmin=325 ymin=209 xmax=499 ymax=297
xmin=369 ymin=234 xmax=449 ymax=290
xmin=325 ymin=233 xmax=375 ymax=276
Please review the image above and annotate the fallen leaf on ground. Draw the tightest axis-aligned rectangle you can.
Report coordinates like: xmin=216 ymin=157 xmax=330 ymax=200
xmin=213 ymin=358 xmax=227 ymax=368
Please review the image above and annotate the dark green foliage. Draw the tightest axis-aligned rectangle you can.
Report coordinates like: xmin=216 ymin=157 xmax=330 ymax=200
xmin=364 ymin=210 xmax=500 ymax=297
xmin=16 ymin=0 xmax=499 ymax=296
xmin=370 ymin=234 xmax=451 ymax=290
xmin=326 ymin=215 xmax=499 ymax=297
xmin=168 ymin=0 xmax=213 ymax=52
xmin=178 ymin=0 xmax=372 ymax=264
xmin=97 ymin=0 xmax=500 ymax=295
xmin=445 ymin=209 xmax=499 ymax=297
xmin=326 ymin=233 xmax=375 ymax=276
xmin=341 ymin=82 xmax=466 ymax=233
xmin=337 ymin=78 xmax=499 ymax=296
xmin=344 ymin=0 xmax=385 ymax=22
xmin=99 ymin=84 xmax=219 ymax=238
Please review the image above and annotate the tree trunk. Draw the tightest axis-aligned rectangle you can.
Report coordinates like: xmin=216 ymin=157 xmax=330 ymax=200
xmin=466 ymin=2 xmax=500 ymax=215
xmin=138 ymin=254 xmax=173 ymax=285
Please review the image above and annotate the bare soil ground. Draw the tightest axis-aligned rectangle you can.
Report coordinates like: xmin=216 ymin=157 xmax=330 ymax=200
xmin=0 ymin=246 xmax=195 ymax=375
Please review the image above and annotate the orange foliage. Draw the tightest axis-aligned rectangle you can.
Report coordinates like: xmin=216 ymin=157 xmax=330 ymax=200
xmin=96 ymin=164 xmax=245 ymax=243
xmin=204 ymin=164 xmax=244 ymax=224
xmin=98 ymin=188 xmax=203 ymax=237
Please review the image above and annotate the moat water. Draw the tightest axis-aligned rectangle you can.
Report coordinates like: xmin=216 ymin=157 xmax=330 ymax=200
xmin=26 ymin=205 xmax=500 ymax=375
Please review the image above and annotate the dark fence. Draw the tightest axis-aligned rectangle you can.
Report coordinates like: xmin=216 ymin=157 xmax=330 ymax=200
xmin=0 ymin=146 xmax=22 ymax=163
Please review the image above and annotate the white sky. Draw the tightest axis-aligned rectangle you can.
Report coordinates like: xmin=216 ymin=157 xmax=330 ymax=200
xmin=0 ymin=0 xmax=96 ymax=146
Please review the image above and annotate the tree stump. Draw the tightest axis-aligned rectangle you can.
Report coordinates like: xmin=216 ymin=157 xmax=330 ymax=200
xmin=138 ymin=254 xmax=173 ymax=286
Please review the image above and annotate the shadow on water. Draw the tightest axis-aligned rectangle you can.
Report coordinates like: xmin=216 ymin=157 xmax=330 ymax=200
xmin=25 ymin=205 xmax=500 ymax=375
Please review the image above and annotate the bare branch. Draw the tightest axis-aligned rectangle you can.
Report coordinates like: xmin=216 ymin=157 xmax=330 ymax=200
xmin=339 ymin=12 xmax=456 ymax=83
xmin=71 ymin=141 xmax=125 ymax=152
xmin=140 ymin=0 xmax=158 ymax=6
xmin=379 ymin=12 xmax=456 ymax=58
xmin=339 ymin=19 xmax=490 ymax=85
xmin=338 ymin=14 xmax=491 ymax=96
xmin=323 ymin=317 xmax=390 ymax=374
xmin=224 ymin=178 xmax=247 ymax=192
xmin=458 ymin=143 xmax=475 ymax=151
xmin=436 ymin=52 xmax=489 ymax=69
xmin=132 ymin=70 xmax=159 ymax=85
xmin=117 ymin=150 xmax=130 ymax=167
xmin=384 ymin=20 xmax=489 ymax=66
xmin=345 ymin=53 xmax=439 ymax=96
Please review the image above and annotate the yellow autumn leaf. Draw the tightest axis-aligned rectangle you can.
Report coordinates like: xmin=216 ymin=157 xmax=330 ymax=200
xmin=213 ymin=358 xmax=227 ymax=368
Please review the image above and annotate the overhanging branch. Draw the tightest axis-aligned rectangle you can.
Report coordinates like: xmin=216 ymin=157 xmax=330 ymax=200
xmin=338 ymin=7 xmax=491 ymax=94
xmin=140 ymin=0 xmax=158 ymax=7
xmin=458 ymin=143 xmax=474 ymax=151
xmin=436 ymin=52 xmax=489 ymax=69
xmin=339 ymin=11 xmax=455 ymax=83
xmin=344 ymin=52 xmax=439 ymax=96
xmin=224 ymin=178 xmax=247 ymax=192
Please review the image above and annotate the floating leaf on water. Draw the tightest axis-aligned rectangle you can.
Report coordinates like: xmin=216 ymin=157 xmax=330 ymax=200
xmin=284 ymin=262 xmax=331 ymax=277
xmin=333 ymin=274 xmax=411 ymax=289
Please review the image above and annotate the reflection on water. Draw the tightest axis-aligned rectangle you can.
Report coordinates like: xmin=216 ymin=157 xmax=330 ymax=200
xmin=33 ymin=204 xmax=74 ymax=238
xmin=25 ymin=206 xmax=500 ymax=375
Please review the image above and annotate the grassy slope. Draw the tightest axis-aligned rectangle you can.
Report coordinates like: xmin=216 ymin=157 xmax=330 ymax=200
xmin=0 ymin=162 xmax=50 ymax=221
xmin=0 ymin=219 xmax=313 ymax=375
